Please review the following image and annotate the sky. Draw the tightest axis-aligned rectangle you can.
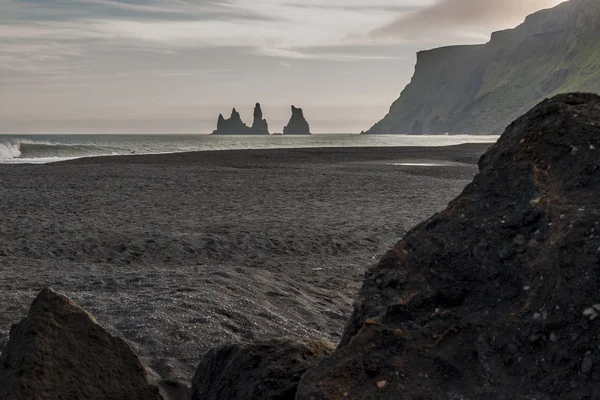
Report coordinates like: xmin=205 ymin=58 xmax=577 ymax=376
xmin=0 ymin=0 xmax=564 ymax=134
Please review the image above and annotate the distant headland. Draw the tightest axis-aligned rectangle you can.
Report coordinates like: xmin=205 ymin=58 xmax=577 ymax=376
xmin=212 ymin=104 xmax=311 ymax=135
xmin=366 ymin=0 xmax=600 ymax=135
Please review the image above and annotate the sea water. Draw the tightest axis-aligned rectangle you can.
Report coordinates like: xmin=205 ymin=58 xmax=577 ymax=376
xmin=0 ymin=134 xmax=499 ymax=164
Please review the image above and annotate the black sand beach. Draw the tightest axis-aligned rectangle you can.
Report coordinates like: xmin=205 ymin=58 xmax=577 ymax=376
xmin=0 ymin=144 xmax=491 ymax=382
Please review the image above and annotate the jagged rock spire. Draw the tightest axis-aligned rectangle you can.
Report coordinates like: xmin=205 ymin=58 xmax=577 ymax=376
xmin=283 ymin=105 xmax=311 ymax=135
xmin=212 ymin=104 xmax=270 ymax=135
xmin=250 ymin=103 xmax=269 ymax=135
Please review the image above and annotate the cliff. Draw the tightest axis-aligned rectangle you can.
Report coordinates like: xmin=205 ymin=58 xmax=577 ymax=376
xmin=367 ymin=0 xmax=600 ymax=134
xmin=298 ymin=93 xmax=600 ymax=399
xmin=283 ymin=106 xmax=311 ymax=135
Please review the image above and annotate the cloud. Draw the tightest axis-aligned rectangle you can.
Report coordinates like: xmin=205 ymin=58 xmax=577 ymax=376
xmin=0 ymin=0 xmax=413 ymax=65
xmin=256 ymin=46 xmax=400 ymax=61
xmin=285 ymin=1 xmax=425 ymax=12
xmin=371 ymin=0 xmax=565 ymax=40
xmin=0 ymin=40 xmax=83 ymax=79
xmin=0 ymin=0 xmax=410 ymax=63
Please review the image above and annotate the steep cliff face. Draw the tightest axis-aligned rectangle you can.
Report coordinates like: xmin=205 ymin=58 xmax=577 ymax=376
xmin=367 ymin=0 xmax=600 ymax=134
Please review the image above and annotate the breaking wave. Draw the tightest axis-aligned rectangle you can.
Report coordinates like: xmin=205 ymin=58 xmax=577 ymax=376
xmin=0 ymin=138 xmax=119 ymax=161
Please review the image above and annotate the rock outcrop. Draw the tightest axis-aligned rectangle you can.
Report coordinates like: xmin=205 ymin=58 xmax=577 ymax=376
xmin=212 ymin=108 xmax=251 ymax=135
xmin=0 ymin=288 xmax=163 ymax=400
xmin=367 ymin=0 xmax=600 ymax=134
xmin=212 ymin=105 xmax=271 ymax=135
xmin=297 ymin=93 xmax=600 ymax=399
xmin=191 ymin=339 xmax=334 ymax=400
xmin=283 ymin=106 xmax=311 ymax=135
xmin=250 ymin=103 xmax=270 ymax=135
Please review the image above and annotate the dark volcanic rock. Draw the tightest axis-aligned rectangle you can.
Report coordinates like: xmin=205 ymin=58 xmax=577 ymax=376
xmin=250 ymin=103 xmax=270 ymax=135
xmin=297 ymin=93 xmax=600 ymax=399
xmin=283 ymin=106 xmax=311 ymax=135
xmin=212 ymin=108 xmax=251 ymax=135
xmin=191 ymin=339 xmax=334 ymax=400
xmin=212 ymin=105 xmax=270 ymax=135
xmin=0 ymin=288 xmax=162 ymax=400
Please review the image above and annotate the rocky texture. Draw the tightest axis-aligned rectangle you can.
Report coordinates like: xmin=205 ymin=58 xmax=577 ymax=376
xmin=0 ymin=288 xmax=163 ymax=400
xmin=284 ymin=106 xmax=311 ymax=135
xmin=367 ymin=0 xmax=600 ymax=134
xmin=146 ymin=367 xmax=192 ymax=400
xmin=191 ymin=339 xmax=334 ymax=400
xmin=297 ymin=93 xmax=600 ymax=399
xmin=250 ymin=103 xmax=270 ymax=135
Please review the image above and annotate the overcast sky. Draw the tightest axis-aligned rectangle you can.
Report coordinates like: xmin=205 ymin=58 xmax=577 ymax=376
xmin=0 ymin=0 xmax=563 ymax=134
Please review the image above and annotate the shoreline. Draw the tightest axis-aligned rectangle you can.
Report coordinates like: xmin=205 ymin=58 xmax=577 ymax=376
xmin=53 ymin=143 xmax=494 ymax=166
xmin=0 ymin=135 xmax=497 ymax=165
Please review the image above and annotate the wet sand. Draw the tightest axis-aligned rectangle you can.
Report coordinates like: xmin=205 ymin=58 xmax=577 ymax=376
xmin=0 ymin=143 xmax=491 ymax=383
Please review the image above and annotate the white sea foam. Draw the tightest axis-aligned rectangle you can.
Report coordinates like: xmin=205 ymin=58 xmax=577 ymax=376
xmin=0 ymin=138 xmax=116 ymax=163
xmin=0 ymin=134 xmax=499 ymax=164
xmin=0 ymin=139 xmax=22 ymax=159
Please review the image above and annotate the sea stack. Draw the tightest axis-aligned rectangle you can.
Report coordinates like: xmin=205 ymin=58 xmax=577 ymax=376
xmin=250 ymin=103 xmax=269 ymax=135
xmin=296 ymin=93 xmax=600 ymax=399
xmin=0 ymin=288 xmax=163 ymax=400
xmin=212 ymin=106 xmax=270 ymax=135
xmin=212 ymin=108 xmax=251 ymax=135
xmin=283 ymin=106 xmax=311 ymax=135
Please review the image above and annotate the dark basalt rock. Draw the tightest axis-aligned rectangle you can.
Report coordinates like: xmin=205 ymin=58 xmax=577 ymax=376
xmin=250 ymin=103 xmax=270 ymax=135
xmin=283 ymin=106 xmax=311 ymax=135
xmin=212 ymin=108 xmax=251 ymax=135
xmin=212 ymin=105 xmax=270 ymax=135
xmin=297 ymin=93 xmax=600 ymax=399
xmin=191 ymin=339 xmax=334 ymax=400
xmin=0 ymin=288 xmax=163 ymax=400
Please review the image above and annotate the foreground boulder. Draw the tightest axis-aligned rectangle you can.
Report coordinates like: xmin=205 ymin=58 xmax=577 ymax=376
xmin=297 ymin=93 xmax=600 ymax=399
xmin=0 ymin=288 xmax=162 ymax=400
xmin=191 ymin=339 xmax=334 ymax=400
xmin=283 ymin=106 xmax=311 ymax=135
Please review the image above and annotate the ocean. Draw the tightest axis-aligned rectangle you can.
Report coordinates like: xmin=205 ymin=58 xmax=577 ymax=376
xmin=0 ymin=134 xmax=499 ymax=164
